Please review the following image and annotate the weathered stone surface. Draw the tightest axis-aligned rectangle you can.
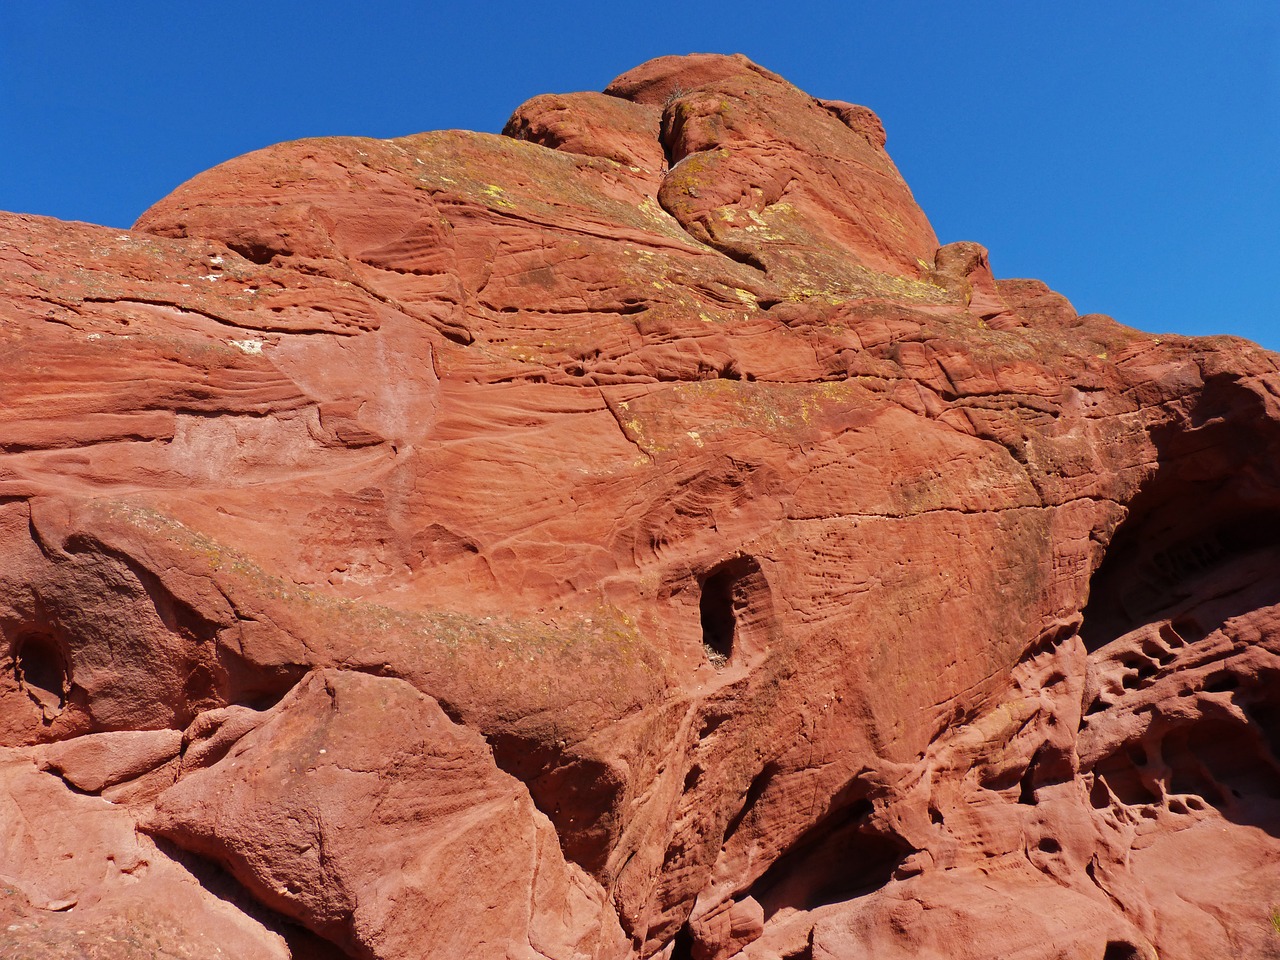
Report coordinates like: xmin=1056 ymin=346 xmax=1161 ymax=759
xmin=2 ymin=52 xmax=1278 ymax=959
xmin=147 ymin=669 xmax=626 ymax=959
xmin=0 ymin=751 xmax=293 ymax=959
xmin=37 ymin=727 xmax=182 ymax=794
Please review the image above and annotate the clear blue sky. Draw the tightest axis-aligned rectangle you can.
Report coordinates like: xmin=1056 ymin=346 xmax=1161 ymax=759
xmin=3 ymin=2 xmax=1276 ymax=350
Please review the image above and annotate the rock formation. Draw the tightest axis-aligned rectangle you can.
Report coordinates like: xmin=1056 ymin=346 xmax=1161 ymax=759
xmin=2 ymin=53 xmax=1278 ymax=959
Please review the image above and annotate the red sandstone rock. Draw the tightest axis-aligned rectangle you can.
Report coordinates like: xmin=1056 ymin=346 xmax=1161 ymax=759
xmin=37 ymin=727 xmax=182 ymax=793
xmin=147 ymin=669 xmax=626 ymax=959
xmin=0 ymin=752 xmax=296 ymax=958
xmin=2 ymin=52 xmax=1279 ymax=960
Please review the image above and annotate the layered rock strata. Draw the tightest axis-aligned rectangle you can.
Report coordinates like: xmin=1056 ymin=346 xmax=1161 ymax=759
xmin=2 ymin=53 xmax=1278 ymax=959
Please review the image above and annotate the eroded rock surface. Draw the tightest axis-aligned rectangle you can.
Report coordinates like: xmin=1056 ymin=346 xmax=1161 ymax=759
xmin=2 ymin=52 xmax=1278 ymax=959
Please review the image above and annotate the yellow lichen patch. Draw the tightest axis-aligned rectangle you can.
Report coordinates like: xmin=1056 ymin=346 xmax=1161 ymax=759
xmin=637 ymin=196 xmax=669 ymax=221
xmin=618 ymin=378 xmax=872 ymax=453
xmin=481 ymin=184 xmax=515 ymax=208
xmin=103 ymin=501 xmax=651 ymax=673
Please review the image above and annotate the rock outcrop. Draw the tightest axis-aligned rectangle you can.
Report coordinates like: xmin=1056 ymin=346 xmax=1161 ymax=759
xmin=2 ymin=53 xmax=1278 ymax=959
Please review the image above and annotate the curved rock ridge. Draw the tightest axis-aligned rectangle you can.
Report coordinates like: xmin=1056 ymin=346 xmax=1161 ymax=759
xmin=1 ymin=52 xmax=1278 ymax=959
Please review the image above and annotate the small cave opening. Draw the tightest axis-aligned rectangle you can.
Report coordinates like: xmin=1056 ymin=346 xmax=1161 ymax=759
xmin=1203 ymin=672 xmax=1239 ymax=694
xmin=1017 ymin=749 xmax=1044 ymax=806
xmin=1092 ymin=750 xmax=1158 ymax=807
xmin=225 ymin=240 xmax=282 ymax=266
xmin=12 ymin=629 xmax=68 ymax=716
xmin=1081 ymin=495 xmax=1280 ymax=653
xmin=1102 ymin=942 xmax=1143 ymax=960
xmin=668 ymin=922 xmax=695 ymax=960
xmin=1175 ymin=718 xmax=1280 ymax=802
xmin=982 ymin=743 xmax=1072 ymax=804
xmin=485 ymin=732 xmax=624 ymax=878
xmin=698 ymin=556 xmax=770 ymax=667
xmin=744 ymin=779 xmax=911 ymax=918
xmin=1080 ymin=381 xmax=1280 ymax=652
xmin=1245 ymin=682 xmax=1280 ymax=762
xmin=683 ymin=764 xmax=703 ymax=793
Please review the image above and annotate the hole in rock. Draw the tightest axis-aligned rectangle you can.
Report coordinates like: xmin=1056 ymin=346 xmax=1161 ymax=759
xmin=1093 ymin=752 xmax=1158 ymax=807
xmin=1183 ymin=718 xmax=1280 ymax=800
xmin=1157 ymin=622 xmax=1186 ymax=647
xmin=1037 ymin=837 xmax=1062 ymax=854
xmin=220 ymin=657 xmax=308 ymax=713
xmin=1089 ymin=777 xmax=1112 ymax=810
xmin=668 ymin=922 xmax=695 ymax=960
xmin=1203 ymin=672 xmax=1239 ymax=694
xmin=12 ymin=629 xmax=68 ymax=714
xmin=1079 ymin=380 xmax=1280 ymax=652
xmin=529 ymin=754 xmax=623 ymax=876
xmin=1169 ymin=616 xmax=1207 ymax=644
xmin=745 ymin=779 xmax=911 ymax=918
xmin=683 ymin=765 xmax=703 ymax=793
xmin=1163 ymin=733 xmax=1226 ymax=808
xmin=1032 ymin=619 xmax=1078 ymax=654
xmin=14 ymin=632 xmax=65 ymax=697
xmin=928 ymin=806 xmax=944 ymax=825
xmin=1103 ymin=941 xmax=1142 ymax=960
xmin=698 ymin=556 xmax=771 ymax=666
xmin=1245 ymin=690 xmax=1280 ymax=761
xmin=1085 ymin=695 xmax=1110 ymax=717
xmin=480 ymin=731 xmax=627 ymax=877
xmin=698 ymin=707 xmax=732 ymax=739
xmin=1018 ymin=757 xmax=1040 ymax=806
xmin=1006 ymin=745 xmax=1072 ymax=806
xmin=226 ymin=240 xmax=281 ymax=266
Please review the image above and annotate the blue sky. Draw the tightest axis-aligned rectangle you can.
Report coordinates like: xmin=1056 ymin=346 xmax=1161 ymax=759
xmin=2 ymin=2 xmax=1276 ymax=350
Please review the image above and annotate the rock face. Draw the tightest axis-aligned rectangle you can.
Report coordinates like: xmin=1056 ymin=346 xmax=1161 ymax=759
xmin=2 ymin=52 xmax=1278 ymax=959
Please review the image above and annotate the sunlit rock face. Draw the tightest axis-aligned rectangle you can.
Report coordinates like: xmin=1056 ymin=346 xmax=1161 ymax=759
xmin=2 ymin=53 xmax=1279 ymax=960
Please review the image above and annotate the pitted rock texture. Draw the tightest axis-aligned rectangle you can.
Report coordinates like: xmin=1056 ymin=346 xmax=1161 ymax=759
xmin=2 ymin=52 xmax=1279 ymax=959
